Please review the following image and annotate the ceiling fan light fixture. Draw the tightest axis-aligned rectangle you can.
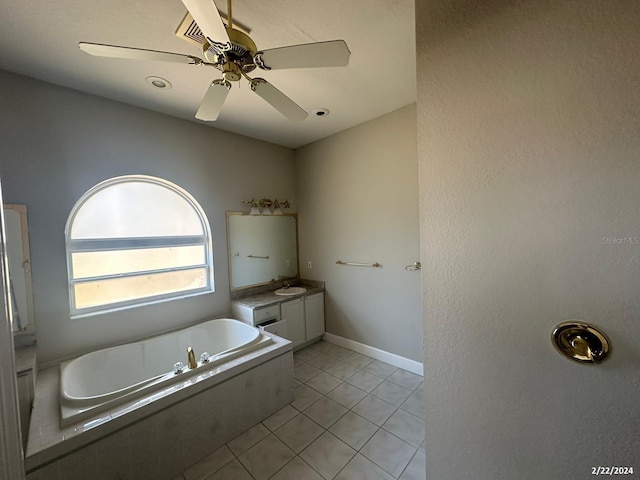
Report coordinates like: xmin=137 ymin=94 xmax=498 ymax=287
xmin=82 ymin=0 xmax=350 ymax=122
xmin=145 ymin=76 xmax=172 ymax=89
xmin=222 ymin=62 xmax=242 ymax=82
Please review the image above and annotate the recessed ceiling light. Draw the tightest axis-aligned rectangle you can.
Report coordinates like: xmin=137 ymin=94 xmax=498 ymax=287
xmin=312 ymin=108 xmax=330 ymax=117
xmin=145 ymin=76 xmax=172 ymax=89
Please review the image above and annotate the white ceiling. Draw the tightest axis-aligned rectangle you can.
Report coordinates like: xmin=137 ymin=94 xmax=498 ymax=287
xmin=0 ymin=0 xmax=416 ymax=148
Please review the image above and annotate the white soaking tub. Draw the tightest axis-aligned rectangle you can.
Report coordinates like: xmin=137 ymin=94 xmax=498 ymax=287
xmin=59 ymin=318 xmax=269 ymax=426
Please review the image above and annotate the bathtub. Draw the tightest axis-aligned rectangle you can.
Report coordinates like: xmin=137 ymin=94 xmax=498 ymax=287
xmin=59 ymin=318 xmax=271 ymax=426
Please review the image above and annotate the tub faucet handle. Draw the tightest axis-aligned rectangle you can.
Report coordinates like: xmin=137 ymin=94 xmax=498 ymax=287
xmin=187 ymin=347 xmax=198 ymax=369
xmin=173 ymin=362 xmax=185 ymax=374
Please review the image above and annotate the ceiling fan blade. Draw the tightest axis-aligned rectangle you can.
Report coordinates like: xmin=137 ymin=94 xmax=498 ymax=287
xmin=195 ymin=80 xmax=231 ymax=121
xmin=250 ymin=79 xmax=307 ymax=121
xmin=255 ymin=40 xmax=351 ymax=70
xmin=79 ymin=42 xmax=200 ymax=64
xmin=181 ymin=0 xmax=231 ymax=52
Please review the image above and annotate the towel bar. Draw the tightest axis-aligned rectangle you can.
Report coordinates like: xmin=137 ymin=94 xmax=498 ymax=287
xmin=336 ymin=260 xmax=381 ymax=268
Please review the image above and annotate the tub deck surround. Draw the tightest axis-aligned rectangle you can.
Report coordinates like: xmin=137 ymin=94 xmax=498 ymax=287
xmin=25 ymin=331 xmax=293 ymax=476
xmin=60 ymin=318 xmax=266 ymax=426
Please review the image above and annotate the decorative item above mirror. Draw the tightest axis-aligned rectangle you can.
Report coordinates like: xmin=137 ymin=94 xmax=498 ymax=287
xmin=3 ymin=204 xmax=36 ymax=335
xmin=227 ymin=212 xmax=298 ymax=290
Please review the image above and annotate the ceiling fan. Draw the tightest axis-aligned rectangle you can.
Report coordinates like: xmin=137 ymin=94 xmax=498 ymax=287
xmin=79 ymin=0 xmax=351 ymax=121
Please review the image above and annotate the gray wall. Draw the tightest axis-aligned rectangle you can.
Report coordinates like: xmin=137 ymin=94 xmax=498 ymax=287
xmin=418 ymin=0 xmax=640 ymax=477
xmin=296 ymin=105 xmax=422 ymax=362
xmin=0 ymin=70 xmax=296 ymax=365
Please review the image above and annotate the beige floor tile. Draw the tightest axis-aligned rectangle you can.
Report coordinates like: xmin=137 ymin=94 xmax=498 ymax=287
xmin=295 ymin=363 xmax=322 ymax=382
xmin=363 ymin=360 xmax=397 ymax=379
xmin=300 ymin=432 xmax=356 ymax=480
xmin=274 ymin=414 xmax=324 ymax=453
xmin=294 ymin=348 xmax=322 ymax=363
xmin=382 ymin=409 xmax=425 ymax=447
xmin=237 ymin=434 xmax=295 ymax=480
xmin=399 ymin=447 xmax=426 ymax=480
xmin=269 ymin=456 xmax=324 ymax=480
xmin=399 ymin=389 xmax=425 ymax=420
xmin=324 ymin=345 xmax=355 ymax=361
xmin=361 ymin=429 xmax=416 ymax=478
xmin=335 ymin=453 xmax=394 ymax=480
xmin=183 ymin=445 xmax=234 ymax=480
xmin=324 ymin=361 xmax=360 ymax=381
xmin=307 ymin=341 xmax=334 ymax=354
xmin=329 ymin=411 xmax=379 ymax=451
xmin=341 ymin=352 xmax=374 ymax=370
xmin=291 ymin=385 xmax=323 ymax=411
xmin=307 ymin=353 xmax=340 ymax=371
xmin=305 ymin=372 xmax=343 ymax=395
xmin=303 ymin=396 xmax=348 ymax=428
xmin=387 ymin=369 xmax=423 ymax=391
xmin=227 ymin=423 xmax=270 ymax=456
xmin=371 ymin=380 xmax=412 ymax=407
xmin=204 ymin=459 xmax=253 ymax=480
xmin=351 ymin=394 xmax=396 ymax=426
xmin=263 ymin=405 xmax=299 ymax=432
xmin=346 ymin=370 xmax=385 ymax=392
xmin=326 ymin=382 xmax=368 ymax=409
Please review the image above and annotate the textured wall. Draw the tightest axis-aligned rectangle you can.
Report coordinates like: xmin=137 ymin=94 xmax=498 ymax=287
xmin=296 ymin=105 xmax=422 ymax=362
xmin=418 ymin=0 xmax=640 ymax=477
xmin=0 ymin=70 xmax=295 ymax=365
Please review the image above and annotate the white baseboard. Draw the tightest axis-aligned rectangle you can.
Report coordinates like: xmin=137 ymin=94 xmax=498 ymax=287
xmin=322 ymin=333 xmax=424 ymax=376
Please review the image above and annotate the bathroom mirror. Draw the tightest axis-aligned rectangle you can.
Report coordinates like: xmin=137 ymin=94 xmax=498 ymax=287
xmin=227 ymin=212 xmax=298 ymax=290
xmin=3 ymin=204 xmax=36 ymax=335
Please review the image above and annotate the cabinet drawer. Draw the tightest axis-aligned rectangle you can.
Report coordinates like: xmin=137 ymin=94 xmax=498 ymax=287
xmin=258 ymin=319 xmax=288 ymax=339
xmin=254 ymin=305 xmax=280 ymax=323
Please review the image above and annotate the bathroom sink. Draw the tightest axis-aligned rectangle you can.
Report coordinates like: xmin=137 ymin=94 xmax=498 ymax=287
xmin=274 ymin=287 xmax=307 ymax=296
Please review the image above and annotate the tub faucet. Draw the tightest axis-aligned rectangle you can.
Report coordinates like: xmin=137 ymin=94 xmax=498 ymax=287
xmin=187 ymin=347 xmax=197 ymax=369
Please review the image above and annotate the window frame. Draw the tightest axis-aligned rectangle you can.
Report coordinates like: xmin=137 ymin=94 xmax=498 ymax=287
xmin=65 ymin=175 xmax=214 ymax=318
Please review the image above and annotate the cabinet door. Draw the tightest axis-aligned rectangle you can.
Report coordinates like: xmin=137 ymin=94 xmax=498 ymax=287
xmin=281 ymin=298 xmax=305 ymax=348
xmin=305 ymin=293 xmax=325 ymax=341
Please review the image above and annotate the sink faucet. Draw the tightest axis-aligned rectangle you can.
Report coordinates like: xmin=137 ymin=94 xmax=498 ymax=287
xmin=187 ymin=347 xmax=197 ymax=369
xmin=283 ymin=282 xmax=290 ymax=289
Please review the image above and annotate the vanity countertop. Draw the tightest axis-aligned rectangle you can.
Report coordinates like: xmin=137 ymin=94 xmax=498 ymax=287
xmin=232 ymin=286 xmax=324 ymax=309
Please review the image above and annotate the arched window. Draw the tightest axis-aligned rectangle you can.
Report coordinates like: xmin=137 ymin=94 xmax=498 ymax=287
xmin=65 ymin=175 xmax=214 ymax=317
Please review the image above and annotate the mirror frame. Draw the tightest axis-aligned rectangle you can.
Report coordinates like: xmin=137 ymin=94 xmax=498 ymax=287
xmin=226 ymin=211 xmax=300 ymax=291
xmin=4 ymin=204 xmax=36 ymax=336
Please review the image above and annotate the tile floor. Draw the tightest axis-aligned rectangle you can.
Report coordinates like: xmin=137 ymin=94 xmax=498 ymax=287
xmin=174 ymin=341 xmax=425 ymax=480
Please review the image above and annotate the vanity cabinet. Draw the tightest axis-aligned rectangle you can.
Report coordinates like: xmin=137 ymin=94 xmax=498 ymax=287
xmin=231 ymin=291 xmax=325 ymax=349
xmin=281 ymin=298 xmax=305 ymax=348
xmin=305 ymin=292 xmax=325 ymax=341
xmin=281 ymin=292 xmax=325 ymax=348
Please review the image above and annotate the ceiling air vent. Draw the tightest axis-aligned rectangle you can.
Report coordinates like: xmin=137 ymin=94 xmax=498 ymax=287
xmin=175 ymin=12 xmax=206 ymax=47
xmin=175 ymin=12 xmax=251 ymax=48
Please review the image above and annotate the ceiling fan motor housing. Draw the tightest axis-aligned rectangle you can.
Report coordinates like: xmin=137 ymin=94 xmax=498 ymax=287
xmin=204 ymin=27 xmax=258 ymax=78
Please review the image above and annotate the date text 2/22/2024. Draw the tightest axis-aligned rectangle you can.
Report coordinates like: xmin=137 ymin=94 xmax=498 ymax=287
xmin=591 ymin=466 xmax=634 ymax=476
